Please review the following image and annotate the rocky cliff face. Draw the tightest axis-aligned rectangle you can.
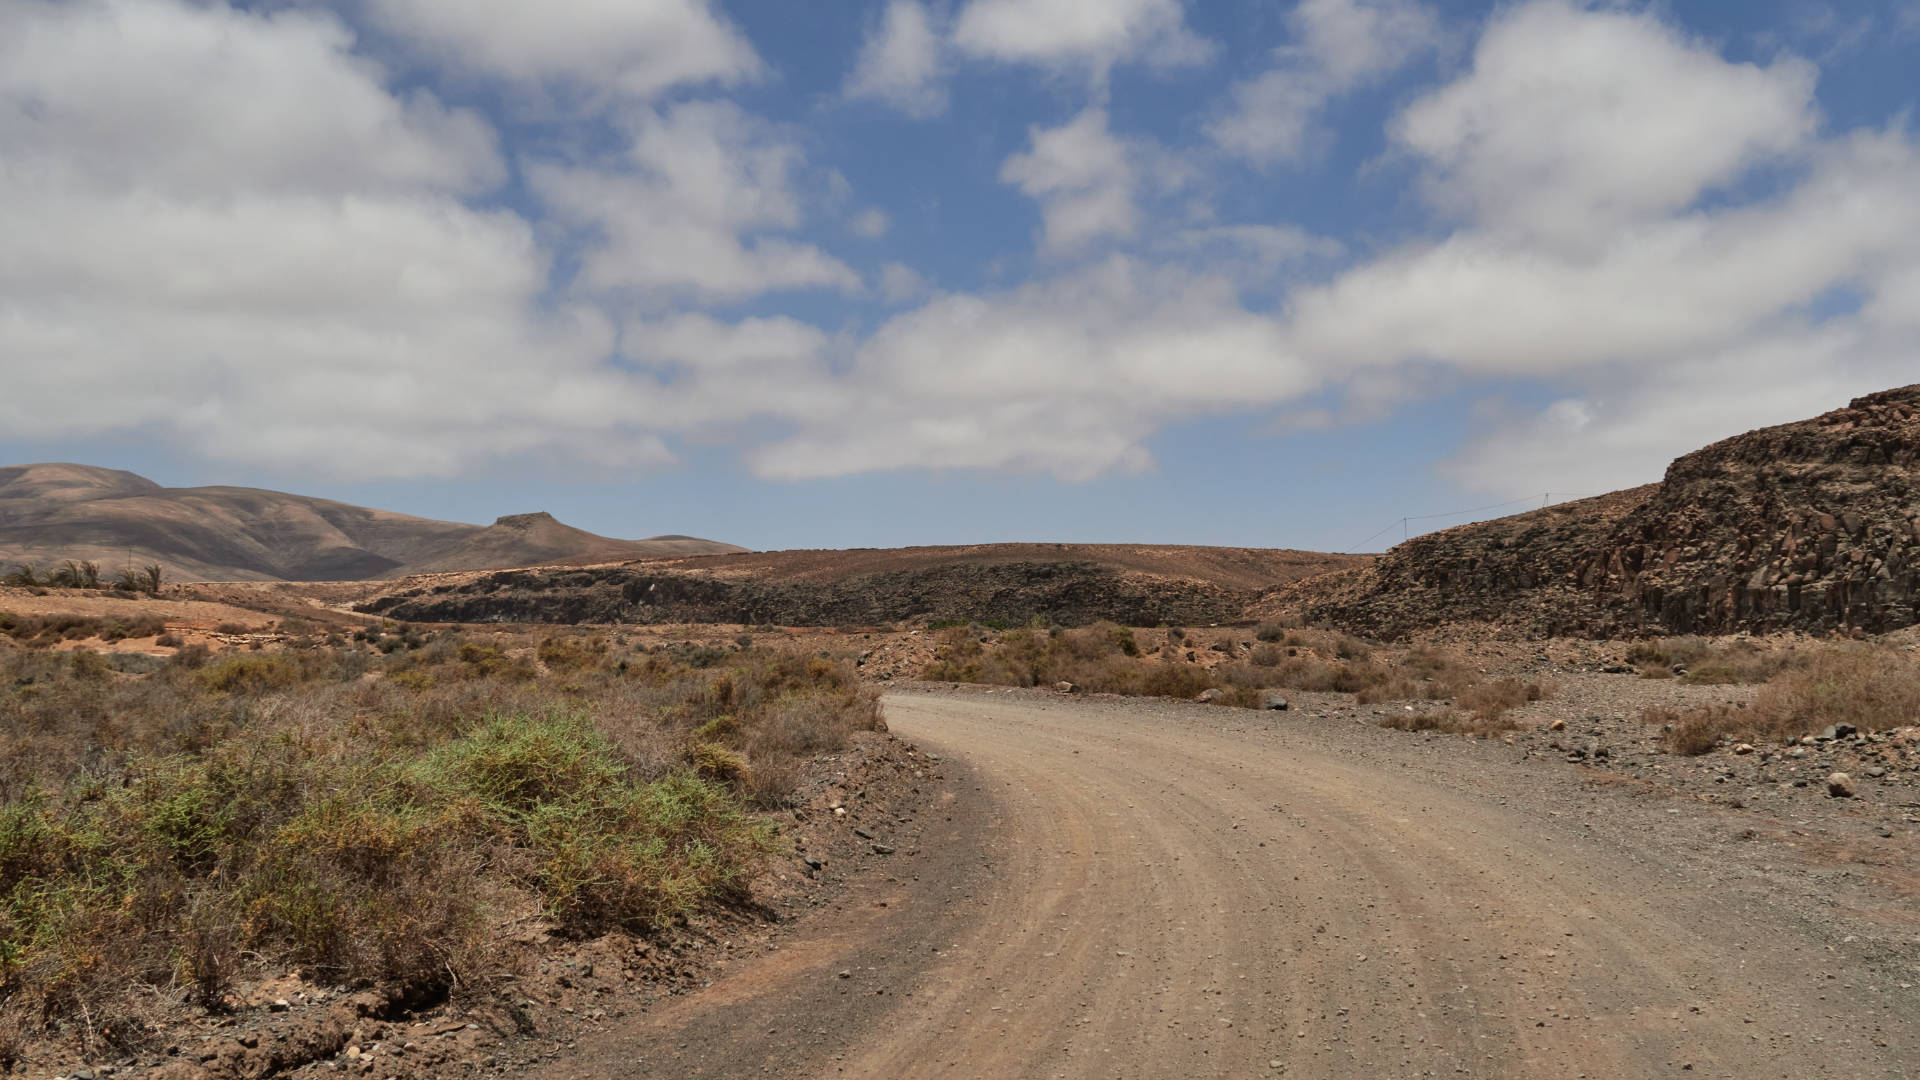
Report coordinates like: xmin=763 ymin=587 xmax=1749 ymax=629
xmin=360 ymin=561 xmax=1255 ymax=629
xmin=1603 ymin=385 xmax=1920 ymax=636
xmin=1292 ymin=385 xmax=1920 ymax=639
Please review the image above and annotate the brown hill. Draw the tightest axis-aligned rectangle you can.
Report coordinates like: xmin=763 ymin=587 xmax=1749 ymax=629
xmin=626 ymin=543 xmax=1366 ymax=590
xmin=360 ymin=544 xmax=1370 ymax=628
xmin=0 ymin=464 xmax=742 ymax=582
xmin=1278 ymin=384 xmax=1920 ymax=639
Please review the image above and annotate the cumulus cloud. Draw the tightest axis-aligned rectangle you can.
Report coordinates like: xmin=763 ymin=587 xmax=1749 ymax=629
xmin=361 ymin=0 xmax=760 ymax=98
xmin=844 ymin=0 xmax=947 ymax=117
xmin=850 ymin=207 xmax=892 ymax=239
xmin=1439 ymin=325 xmax=1913 ymax=497
xmin=0 ymin=0 xmax=665 ymax=478
xmin=1172 ymin=225 xmax=1345 ymax=280
xmin=952 ymin=0 xmax=1213 ymax=76
xmin=750 ymin=257 xmax=1313 ymax=480
xmin=1001 ymin=108 xmax=1159 ymax=255
xmin=879 ymin=262 xmax=930 ymax=303
xmin=1394 ymin=0 xmax=1817 ymax=249
xmin=1272 ymin=1 xmax=1920 ymax=496
xmin=0 ymin=0 xmax=501 ymax=195
xmin=8 ymin=0 xmax=1920 ymax=504
xmin=1210 ymin=0 xmax=1439 ymax=164
xmin=530 ymin=101 xmax=860 ymax=302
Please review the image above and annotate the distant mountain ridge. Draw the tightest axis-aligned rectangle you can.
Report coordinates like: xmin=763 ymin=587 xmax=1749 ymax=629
xmin=0 ymin=464 xmax=743 ymax=582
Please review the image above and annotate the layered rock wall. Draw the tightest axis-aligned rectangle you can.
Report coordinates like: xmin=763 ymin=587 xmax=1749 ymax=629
xmin=1296 ymin=385 xmax=1920 ymax=639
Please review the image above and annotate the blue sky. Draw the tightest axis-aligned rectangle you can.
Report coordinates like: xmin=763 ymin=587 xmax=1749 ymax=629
xmin=2 ymin=0 xmax=1918 ymax=553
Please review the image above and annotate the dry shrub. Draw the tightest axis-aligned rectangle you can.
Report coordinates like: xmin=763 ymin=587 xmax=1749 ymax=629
xmin=1354 ymin=677 xmax=1424 ymax=704
xmin=1626 ymin=635 xmax=1712 ymax=670
xmin=1642 ymin=704 xmax=1741 ymax=756
xmin=1331 ymin=633 xmax=1372 ymax=661
xmin=688 ymin=741 xmax=751 ymax=784
xmin=925 ymin=625 xmax=1525 ymax=716
xmin=0 ymin=631 xmax=874 ymax=1044
xmin=1454 ymin=677 xmax=1546 ymax=723
xmin=1760 ymin=644 xmax=1920 ymax=730
xmin=1644 ymin=644 xmax=1920 ymax=754
xmin=536 ymin=634 xmax=605 ymax=673
xmin=1626 ymin=636 xmax=1805 ymax=684
xmin=0 ymin=611 xmax=166 ymax=648
xmin=1379 ymin=708 xmax=1521 ymax=736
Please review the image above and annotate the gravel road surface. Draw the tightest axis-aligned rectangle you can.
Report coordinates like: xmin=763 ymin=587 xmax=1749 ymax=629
xmin=550 ymin=688 xmax=1918 ymax=1079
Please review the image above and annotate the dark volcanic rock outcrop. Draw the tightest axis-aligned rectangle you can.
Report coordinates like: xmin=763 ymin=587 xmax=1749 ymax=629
xmin=360 ymin=561 xmax=1254 ymax=628
xmin=1288 ymin=385 xmax=1920 ymax=639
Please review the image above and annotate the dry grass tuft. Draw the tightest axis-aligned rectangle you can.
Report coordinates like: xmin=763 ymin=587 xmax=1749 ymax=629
xmin=1626 ymin=636 xmax=1807 ymax=684
xmin=1642 ymin=644 xmax=1920 ymax=754
xmin=1378 ymin=676 xmax=1546 ymax=736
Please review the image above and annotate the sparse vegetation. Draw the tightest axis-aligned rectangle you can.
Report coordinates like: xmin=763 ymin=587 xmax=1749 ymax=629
xmin=0 ymin=611 xmax=166 ymax=646
xmin=0 ymin=632 xmax=880 ymax=1055
xmin=923 ymin=624 xmax=1540 ymax=724
xmin=1644 ymin=643 xmax=1920 ymax=754
xmin=1626 ymin=636 xmax=1807 ymax=684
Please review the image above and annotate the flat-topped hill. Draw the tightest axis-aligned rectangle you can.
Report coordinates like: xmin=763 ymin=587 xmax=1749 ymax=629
xmin=359 ymin=544 xmax=1372 ymax=627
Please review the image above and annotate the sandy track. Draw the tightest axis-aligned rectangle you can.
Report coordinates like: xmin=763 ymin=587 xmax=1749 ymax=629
xmin=551 ymin=691 xmax=1916 ymax=1079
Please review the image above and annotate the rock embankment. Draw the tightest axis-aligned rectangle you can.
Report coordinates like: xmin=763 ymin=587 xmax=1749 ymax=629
xmin=1290 ymin=385 xmax=1920 ymax=638
xmin=360 ymin=561 xmax=1253 ymax=628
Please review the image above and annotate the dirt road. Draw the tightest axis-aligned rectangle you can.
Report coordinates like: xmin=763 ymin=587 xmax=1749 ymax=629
xmin=553 ymin=689 xmax=1918 ymax=1078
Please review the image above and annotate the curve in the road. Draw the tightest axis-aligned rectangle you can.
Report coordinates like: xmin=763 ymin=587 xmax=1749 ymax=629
xmin=555 ymin=690 xmax=1915 ymax=1079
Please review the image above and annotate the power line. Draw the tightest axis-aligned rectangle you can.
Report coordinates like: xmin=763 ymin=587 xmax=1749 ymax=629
xmin=1342 ymin=490 xmax=1610 ymax=554
xmin=1403 ymin=496 xmax=1541 ymax=523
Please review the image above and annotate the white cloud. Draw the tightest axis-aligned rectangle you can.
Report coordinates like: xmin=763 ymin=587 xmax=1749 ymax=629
xmin=1177 ymin=225 xmax=1342 ymax=266
xmin=0 ymin=0 xmax=501 ymax=195
xmin=362 ymin=0 xmax=760 ymax=97
xmin=1394 ymin=0 xmax=1818 ymax=250
xmin=619 ymin=313 xmax=851 ymax=433
xmin=879 ymin=262 xmax=929 ymax=303
xmin=844 ymin=0 xmax=947 ymax=117
xmin=531 ymin=101 xmax=860 ymax=301
xmin=1439 ymin=325 xmax=1913 ymax=497
xmin=750 ymin=257 xmax=1314 ymax=480
xmin=9 ymin=0 xmax=1918 ymax=503
xmin=952 ymin=0 xmax=1213 ymax=76
xmin=1001 ymin=108 xmax=1143 ymax=255
xmin=1264 ymin=1 xmax=1920 ymax=498
xmin=1291 ymin=0 xmax=1439 ymax=83
xmin=1210 ymin=0 xmax=1439 ymax=164
xmin=1169 ymin=225 xmax=1344 ymax=288
xmin=0 ymin=0 xmax=672 ymax=479
xmin=851 ymin=207 xmax=892 ymax=239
